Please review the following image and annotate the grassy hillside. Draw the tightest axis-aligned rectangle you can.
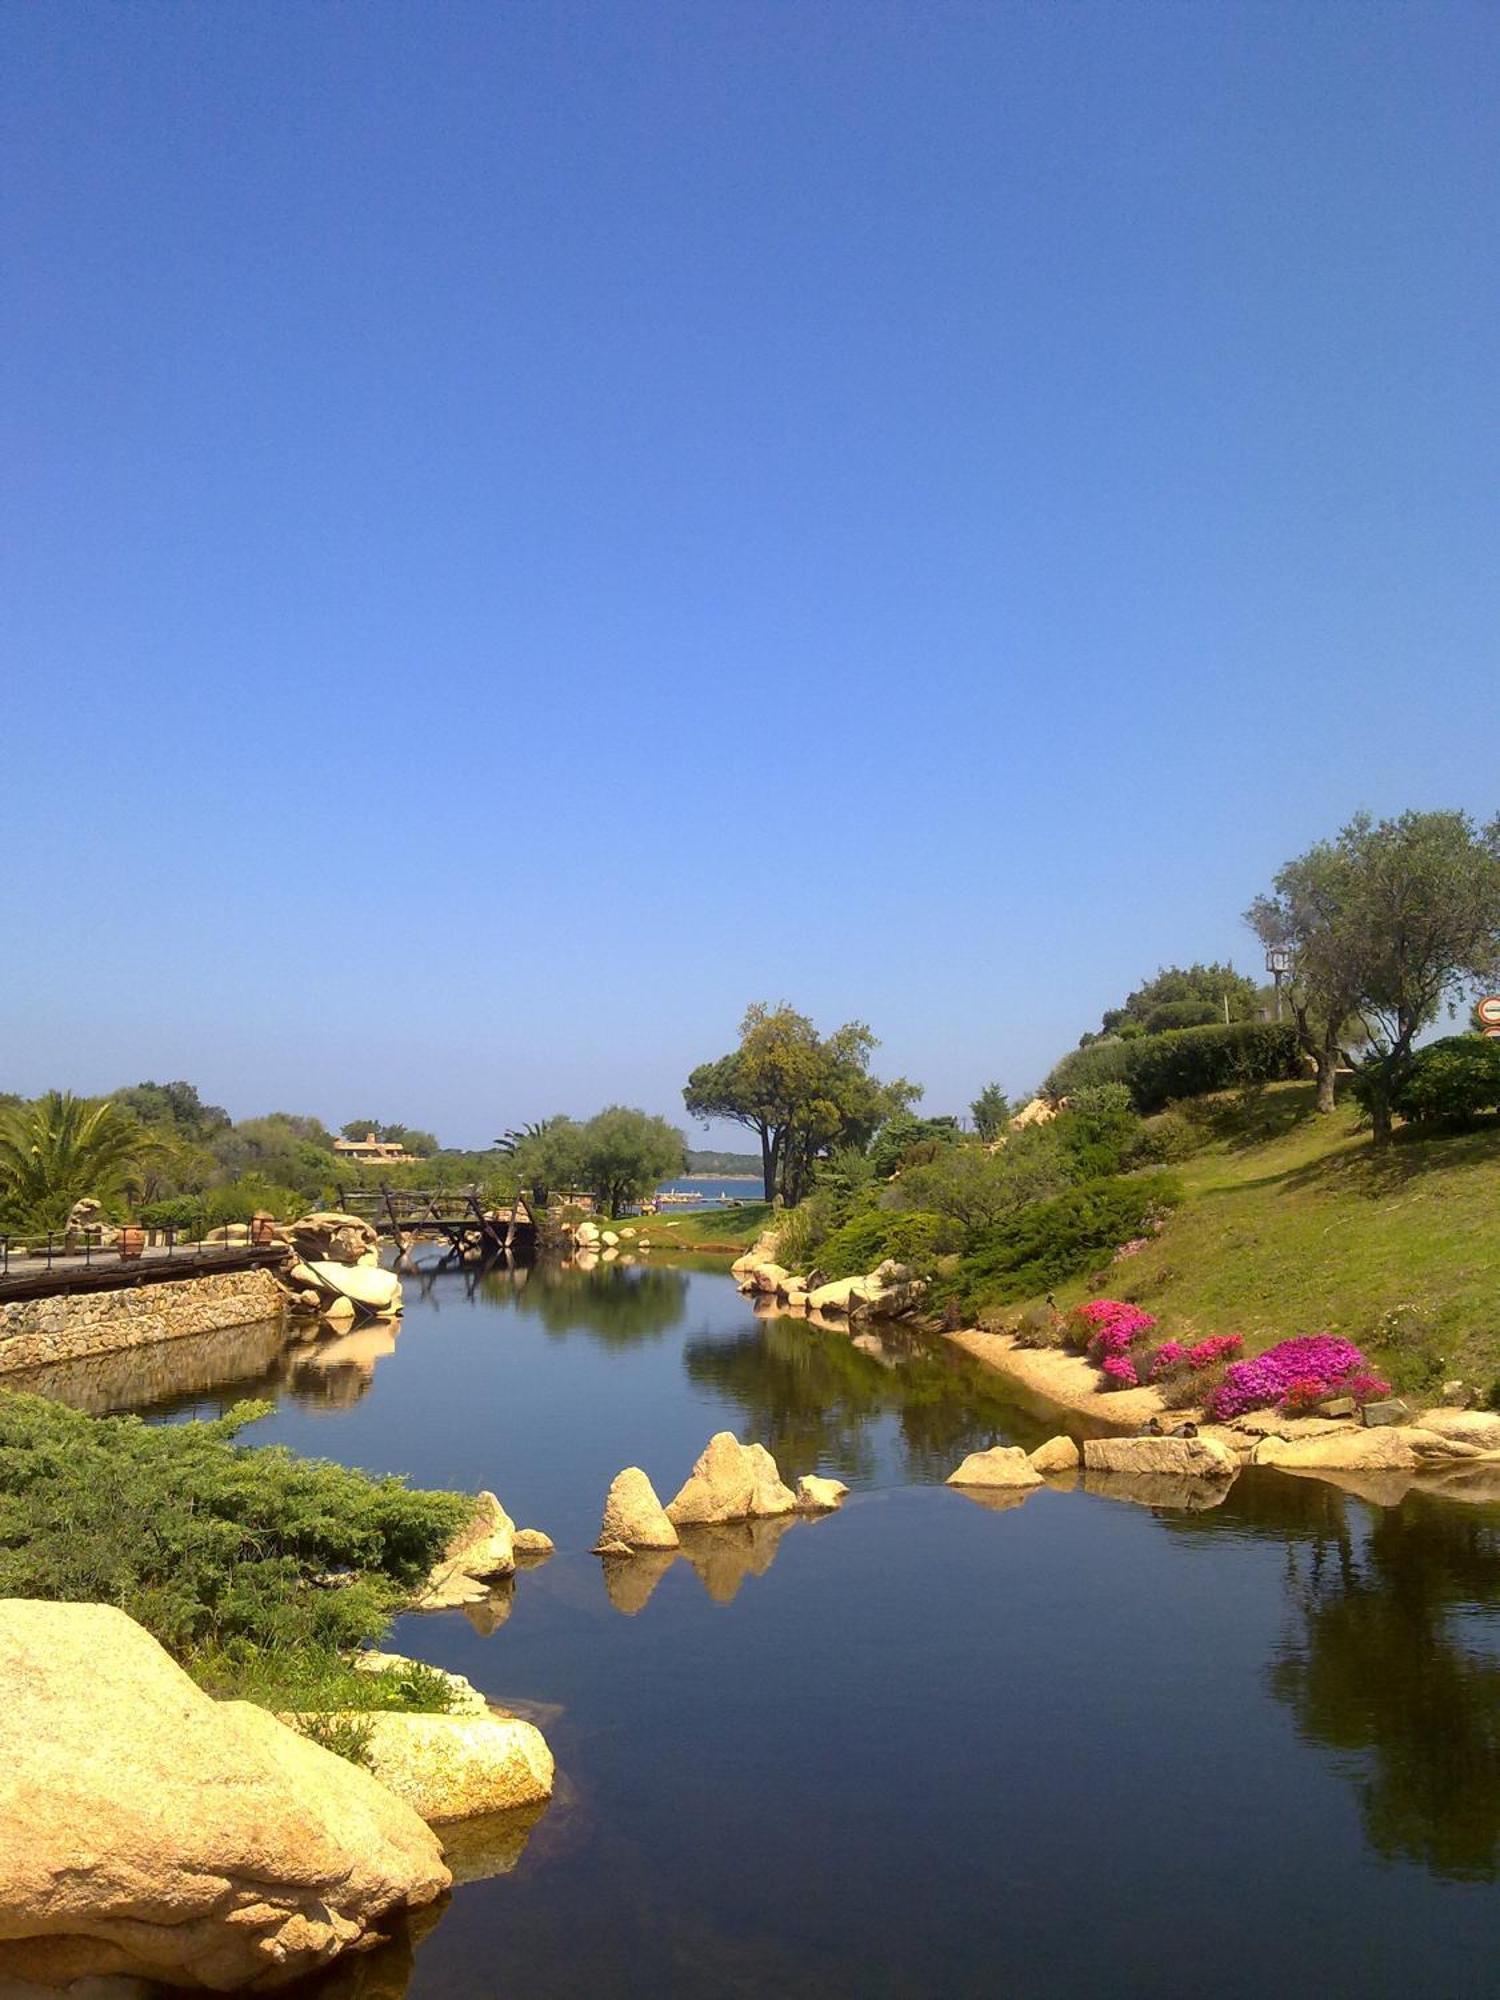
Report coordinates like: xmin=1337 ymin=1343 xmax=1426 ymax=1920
xmin=1019 ymin=1083 xmax=1500 ymax=1398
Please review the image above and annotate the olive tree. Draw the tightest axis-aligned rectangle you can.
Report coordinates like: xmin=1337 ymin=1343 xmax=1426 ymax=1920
xmin=1249 ymin=810 xmax=1500 ymax=1142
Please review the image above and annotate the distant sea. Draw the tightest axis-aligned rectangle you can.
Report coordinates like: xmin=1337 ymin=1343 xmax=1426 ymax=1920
xmin=654 ymin=1176 xmax=762 ymax=1208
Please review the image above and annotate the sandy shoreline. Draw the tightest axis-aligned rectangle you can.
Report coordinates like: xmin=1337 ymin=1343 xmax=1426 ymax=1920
xmin=946 ymin=1328 xmax=1166 ymax=1433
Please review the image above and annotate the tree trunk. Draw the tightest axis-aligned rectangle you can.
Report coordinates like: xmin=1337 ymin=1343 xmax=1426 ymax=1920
xmin=759 ymin=1124 xmax=775 ymax=1204
xmin=1315 ymin=1057 xmax=1337 ymax=1115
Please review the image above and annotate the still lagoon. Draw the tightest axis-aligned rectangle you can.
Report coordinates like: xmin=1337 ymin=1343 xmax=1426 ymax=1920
xmin=21 ymin=1262 xmax=1500 ymax=1997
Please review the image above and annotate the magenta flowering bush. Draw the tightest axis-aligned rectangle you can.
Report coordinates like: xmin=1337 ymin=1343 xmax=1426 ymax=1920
xmin=1148 ymin=1340 xmax=1187 ymax=1378
xmin=1066 ymin=1299 xmax=1158 ymax=1359
xmin=1101 ymin=1353 xmax=1140 ymax=1389
xmin=1205 ymin=1335 xmax=1380 ymax=1421
xmin=1185 ymin=1335 xmax=1243 ymax=1370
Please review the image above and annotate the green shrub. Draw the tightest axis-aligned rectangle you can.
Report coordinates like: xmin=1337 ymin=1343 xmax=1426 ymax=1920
xmin=138 ymin=1194 xmax=207 ymax=1234
xmin=949 ymin=1173 xmax=1184 ymax=1309
xmin=1052 ymin=1084 xmax=1141 ymax=1178
xmin=1388 ymin=1036 xmax=1500 ymax=1126
xmin=815 ymin=1209 xmax=963 ymax=1280
xmin=202 ymin=1179 xmax=305 ymax=1226
xmin=294 ymin=1712 xmax=376 ymax=1768
xmin=0 ymin=1396 xmax=469 ymax=1686
xmin=890 ymin=1137 xmax=1072 ymax=1236
xmin=1044 ymin=1022 xmax=1300 ymax=1113
xmin=1126 ymin=1110 xmax=1204 ymax=1166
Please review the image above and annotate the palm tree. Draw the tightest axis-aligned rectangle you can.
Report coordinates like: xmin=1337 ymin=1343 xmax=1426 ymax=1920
xmin=0 ymin=1092 xmax=156 ymax=1232
xmin=494 ymin=1119 xmax=553 ymax=1155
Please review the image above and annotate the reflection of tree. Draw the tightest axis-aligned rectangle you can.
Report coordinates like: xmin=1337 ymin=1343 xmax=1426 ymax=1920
xmin=681 ymin=1320 xmax=1021 ymax=1485
xmin=503 ymin=1265 xmax=689 ymax=1346
xmin=1269 ymin=1492 xmax=1500 ymax=1881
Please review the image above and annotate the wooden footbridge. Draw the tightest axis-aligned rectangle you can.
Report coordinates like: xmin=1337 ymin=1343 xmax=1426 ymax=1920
xmin=334 ymin=1186 xmax=538 ymax=1265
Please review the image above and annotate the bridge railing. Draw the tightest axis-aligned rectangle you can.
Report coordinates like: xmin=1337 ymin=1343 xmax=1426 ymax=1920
xmin=0 ymin=1220 xmax=282 ymax=1279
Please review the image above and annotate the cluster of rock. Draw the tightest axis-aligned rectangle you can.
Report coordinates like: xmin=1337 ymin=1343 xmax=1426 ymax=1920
xmin=273 ymin=1210 xmax=406 ymax=1325
xmin=732 ymin=1235 xmax=928 ymax=1323
xmin=947 ymin=1429 xmax=1241 ymax=1513
xmin=565 ymin=1219 xmax=653 ymax=1269
xmin=593 ymin=1432 xmax=849 ymax=1557
xmin=0 ymin=1601 xmax=451 ymax=1992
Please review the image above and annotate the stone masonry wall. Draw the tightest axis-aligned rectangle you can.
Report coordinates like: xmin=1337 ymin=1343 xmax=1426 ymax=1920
xmin=0 ymin=1269 xmax=287 ymax=1375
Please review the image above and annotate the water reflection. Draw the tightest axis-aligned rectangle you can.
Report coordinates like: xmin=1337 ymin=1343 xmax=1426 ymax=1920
xmin=1270 ymin=1490 xmax=1500 ymax=1881
xmin=501 ymin=1264 xmax=689 ymax=1346
xmin=682 ymin=1315 xmax=1030 ymax=1487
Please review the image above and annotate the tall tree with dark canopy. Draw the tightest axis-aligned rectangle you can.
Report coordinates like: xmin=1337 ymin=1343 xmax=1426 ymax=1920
xmin=684 ymin=1003 xmax=918 ymax=1205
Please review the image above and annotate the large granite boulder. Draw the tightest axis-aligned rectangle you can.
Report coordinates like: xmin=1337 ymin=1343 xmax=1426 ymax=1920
xmin=665 ymin=1433 xmax=797 ymax=1525
xmin=595 ymin=1468 xmax=679 ymax=1550
xmin=0 ymin=1600 xmax=448 ymax=1992
xmin=413 ymin=1491 xmax=516 ymax=1610
xmin=281 ymin=1212 xmax=381 ymax=1268
xmin=1415 ymin=1409 xmax=1500 ymax=1453
xmin=945 ymin=1445 xmax=1044 ymax=1490
xmin=1250 ymin=1428 xmax=1421 ymax=1472
xmin=1029 ymin=1435 xmax=1081 ymax=1475
xmin=304 ymin=1262 xmax=403 ymax=1315
xmin=1083 ymin=1434 xmax=1239 ymax=1481
xmin=795 ymin=1474 xmax=849 ymax=1511
xmin=354 ymin=1712 xmax=553 ymax=1824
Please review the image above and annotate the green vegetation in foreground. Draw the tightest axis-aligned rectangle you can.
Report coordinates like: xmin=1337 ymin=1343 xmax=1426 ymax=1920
xmin=641 ymin=1200 xmax=775 ymax=1252
xmin=1003 ymin=1082 xmax=1500 ymax=1397
xmin=0 ymin=1395 xmax=468 ymax=1736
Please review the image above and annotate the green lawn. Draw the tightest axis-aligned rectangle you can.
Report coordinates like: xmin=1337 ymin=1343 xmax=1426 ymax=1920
xmin=640 ymin=1200 xmax=773 ymax=1253
xmin=1022 ymin=1082 xmax=1500 ymax=1398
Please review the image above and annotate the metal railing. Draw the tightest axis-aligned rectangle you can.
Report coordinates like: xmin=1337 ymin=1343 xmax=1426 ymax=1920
xmin=0 ymin=1221 xmax=281 ymax=1281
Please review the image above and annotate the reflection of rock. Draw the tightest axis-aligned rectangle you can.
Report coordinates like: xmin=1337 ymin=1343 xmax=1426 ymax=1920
xmin=460 ymin=1579 xmax=516 ymax=1637
xmin=601 ymin=1546 xmax=679 ymax=1616
xmin=676 ymin=1516 xmax=799 ymax=1605
xmin=949 ymin=1485 xmax=1034 ymax=1515
xmin=1030 ymin=1435 xmax=1080 ymax=1474
xmin=301 ymin=1320 xmax=401 ymax=1377
xmin=1084 ymin=1435 xmax=1238 ymax=1480
xmin=665 ymin=1433 xmax=797 ymax=1525
xmin=415 ymin=1493 xmax=516 ymax=1610
xmin=946 ymin=1445 xmax=1043 ymax=1490
xmin=287 ymin=1901 xmax=447 ymax=2000
xmin=354 ymin=1712 xmax=554 ymax=1822
xmin=596 ymin=1467 xmax=679 ymax=1550
xmin=1082 ymin=1470 xmax=1235 ymax=1512
xmin=439 ymin=1801 xmax=550 ymax=1885
xmin=0 ymin=1602 xmax=448 ymax=1993
xmin=795 ymin=1474 xmax=849 ymax=1511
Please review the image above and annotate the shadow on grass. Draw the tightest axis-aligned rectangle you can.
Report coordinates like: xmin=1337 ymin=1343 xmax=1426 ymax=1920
xmin=1279 ymin=1118 xmax=1500 ymax=1200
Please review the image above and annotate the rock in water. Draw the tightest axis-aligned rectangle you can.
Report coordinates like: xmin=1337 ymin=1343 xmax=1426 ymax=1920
xmin=1250 ymin=1429 xmax=1420 ymax=1472
xmin=945 ymin=1445 xmax=1044 ymax=1490
xmin=1083 ymin=1435 xmax=1239 ymax=1480
xmin=1029 ymin=1435 xmax=1081 ymax=1475
xmin=665 ymin=1433 xmax=797 ymax=1525
xmin=305 ymin=1261 xmax=403 ymax=1314
xmin=415 ymin=1491 xmax=516 ymax=1609
xmin=595 ymin=1468 xmax=679 ymax=1550
xmin=355 ymin=1712 xmax=554 ymax=1823
xmin=0 ymin=1600 xmax=447 ymax=1992
xmin=795 ymin=1474 xmax=850 ymax=1511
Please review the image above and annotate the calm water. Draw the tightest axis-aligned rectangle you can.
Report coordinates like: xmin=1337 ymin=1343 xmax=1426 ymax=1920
xmin=23 ymin=1264 xmax=1500 ymax=1998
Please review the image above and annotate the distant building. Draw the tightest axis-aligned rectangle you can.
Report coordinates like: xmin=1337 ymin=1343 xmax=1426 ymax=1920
xmin=332 ymin=1131 xmax=414 ymax=1164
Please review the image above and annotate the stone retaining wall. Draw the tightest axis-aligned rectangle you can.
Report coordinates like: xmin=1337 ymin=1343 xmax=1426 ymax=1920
xmin=0 ymin=1269 xmax=287 ymax=1375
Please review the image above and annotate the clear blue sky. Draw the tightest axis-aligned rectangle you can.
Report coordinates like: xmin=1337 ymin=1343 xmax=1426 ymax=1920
xmin=4 ymin=3 xmax=1497 ymax=1147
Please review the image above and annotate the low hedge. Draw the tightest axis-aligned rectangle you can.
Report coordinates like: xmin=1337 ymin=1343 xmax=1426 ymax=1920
xmin=1044 ymin=1021 xmax=1300 ymax=1113
xmin=1389 ymin=1036 xmax=1500 ymax=1126
xmin=949 ymin=1172 xmax=1183 ymax=1309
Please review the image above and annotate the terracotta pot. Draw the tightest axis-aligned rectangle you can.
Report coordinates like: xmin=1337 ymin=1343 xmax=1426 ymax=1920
xmin=118 ymin=1227 xmax=146 ymax=1261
